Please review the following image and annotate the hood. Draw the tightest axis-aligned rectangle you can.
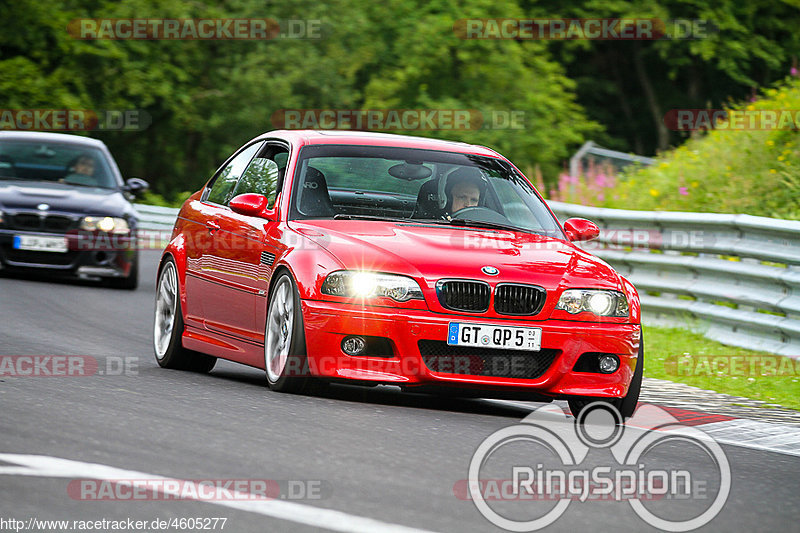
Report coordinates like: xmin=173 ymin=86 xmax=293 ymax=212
xmin=0 ymin=180 xmax=132 ymax=217
xmin=290 ymin=219 xmax=623 ymax=291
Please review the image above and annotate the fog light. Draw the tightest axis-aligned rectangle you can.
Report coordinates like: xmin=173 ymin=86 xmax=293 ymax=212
xmin=598 ymin=354 xmax=620 ymax=374
xmin=342 ymin=336 xmax=367 ymax=356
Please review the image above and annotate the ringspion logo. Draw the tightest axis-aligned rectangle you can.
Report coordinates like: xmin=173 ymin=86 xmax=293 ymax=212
xmin=463 ymin=403 xmax=730 ymax=531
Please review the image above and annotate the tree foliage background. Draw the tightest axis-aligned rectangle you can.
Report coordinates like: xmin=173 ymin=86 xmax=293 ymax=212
xmin=1 ymin=0 xmax=797 ymax=199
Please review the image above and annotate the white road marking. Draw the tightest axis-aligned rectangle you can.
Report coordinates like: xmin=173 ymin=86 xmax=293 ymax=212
xmin=0 ymin=453 xmax=439 ymax=533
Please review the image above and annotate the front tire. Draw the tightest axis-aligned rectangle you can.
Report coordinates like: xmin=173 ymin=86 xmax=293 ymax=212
xmin=264 ymin=271 xmax=309 ymax=392
xmin=153 ymin=257 xmax=216 ymax=373
xmin=105 ymin=253 xmax=139 ymax=290
xmin=569 ymin=336 xmax=644 ymax=420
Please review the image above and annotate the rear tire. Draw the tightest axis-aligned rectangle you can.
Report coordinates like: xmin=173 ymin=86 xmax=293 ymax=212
xmin=264 ymin=271 xmax=309 ymax=392
xmin=568 ymin=336 xmax=644 ymax=420
xmin=153 ymin=257 xmax=216 ymax=373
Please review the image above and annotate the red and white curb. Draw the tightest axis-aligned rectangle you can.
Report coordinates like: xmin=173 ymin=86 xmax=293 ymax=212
xmin=488 ymin=400 xmax=800 ymax=458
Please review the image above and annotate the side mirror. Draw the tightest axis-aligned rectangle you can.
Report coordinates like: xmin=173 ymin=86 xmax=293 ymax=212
xmin=563 ymin=217 xmax=600 ymax=242
xmin=229 ymin=193 xmax=276 ymax=220
xmin=124 ymin=177 xmax=149 ymax=195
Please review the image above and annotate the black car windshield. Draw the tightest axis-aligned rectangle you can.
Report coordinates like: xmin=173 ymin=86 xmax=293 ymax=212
xmin=290 ymin=144 xmax=563 ymax=237
xmin=0 ymin=140 xmax=117 ymax=189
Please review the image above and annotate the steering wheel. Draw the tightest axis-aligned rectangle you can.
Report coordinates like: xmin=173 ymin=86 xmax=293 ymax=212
xmin=449 ymin=206 xmax=511 ymax=225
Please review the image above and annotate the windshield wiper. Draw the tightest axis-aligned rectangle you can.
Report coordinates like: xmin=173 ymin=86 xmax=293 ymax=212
xmin=444 ymin=218 xmax=532 ymax=233
xmin=332 ymin=214 xmax=411 ymax=223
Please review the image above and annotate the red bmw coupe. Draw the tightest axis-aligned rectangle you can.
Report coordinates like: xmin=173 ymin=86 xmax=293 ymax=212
xmin=153 ymin=130 xmax=642 ymax=417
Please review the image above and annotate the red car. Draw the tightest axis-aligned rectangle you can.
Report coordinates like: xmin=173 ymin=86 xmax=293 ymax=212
xmin=153 ymin=130 xmax=642 ymax=417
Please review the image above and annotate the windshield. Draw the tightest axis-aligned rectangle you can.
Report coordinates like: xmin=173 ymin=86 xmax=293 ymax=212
xmin=0 ymin=140 xmax=117 ymax=189
xmin=289 ymin=144 xmax=563 ymax=237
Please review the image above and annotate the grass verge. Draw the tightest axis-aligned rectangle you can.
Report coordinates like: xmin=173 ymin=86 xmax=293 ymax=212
xmin=643 ymin=325 xmax=800 ymax=411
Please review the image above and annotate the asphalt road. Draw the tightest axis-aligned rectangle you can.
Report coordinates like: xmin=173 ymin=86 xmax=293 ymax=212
xmin=1 ymin=250 xmax=798 ymax=533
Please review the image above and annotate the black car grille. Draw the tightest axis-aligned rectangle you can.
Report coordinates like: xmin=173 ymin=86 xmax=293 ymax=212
xmin=43 ymin=216 xmax=74 ymax=231
xmin=418 ymin=340 xmax=559 ymax=379
xmin=1 ymin=246 xmax=78 ymax=266
xmin=494 ymin=284 xmax=546 ymax=315
xmin=437 ymin=280 xmax=490 ymax=312
xmin=11 ymin=213 xmax=40 ymax=230
xmin=8 ymin=213 xmax=76 ymax=233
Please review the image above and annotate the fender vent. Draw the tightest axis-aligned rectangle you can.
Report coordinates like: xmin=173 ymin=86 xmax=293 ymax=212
xmin=260 ymin=251 xmax=275 ymax=266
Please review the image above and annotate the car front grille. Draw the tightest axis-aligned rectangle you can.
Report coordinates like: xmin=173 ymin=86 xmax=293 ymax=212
xmin=435 ymin=279 xmax=547 ymax=315
xmin=494 ymin=284 xmax=546 ymax=315
xmin=437 ymin=280 xmax=490 ymax=312
xmin=418 ymin=340 xmax=558 ymax=379
xmin=1 ymin=246 xmax=78 ymax=266
xmin=8 ymin=213 xmax=77 ymax=233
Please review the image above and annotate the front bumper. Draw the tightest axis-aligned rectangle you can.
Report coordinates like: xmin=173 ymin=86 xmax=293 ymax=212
xmin=0 ymin=229 xmax=136 ymax=278
xmin=301 ymin=299 xmax=641 ymax=399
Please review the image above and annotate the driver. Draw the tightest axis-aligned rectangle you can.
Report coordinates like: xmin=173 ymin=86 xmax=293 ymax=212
xmin=444 ymin=167 xmax=487 ymax=216
xmin=63 ymin=154 xmax=98 ymax=186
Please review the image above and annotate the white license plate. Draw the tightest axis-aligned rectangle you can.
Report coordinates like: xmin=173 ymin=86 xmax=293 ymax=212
xmin=13 ymin=235 xmax=68 ymax=253
xmin=447 ymin=322 xmax=541 ymax=351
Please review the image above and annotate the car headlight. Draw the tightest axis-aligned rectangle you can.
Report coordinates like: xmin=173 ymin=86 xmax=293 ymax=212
xmin=321 ymin=271 xmax=424 ymax=302
xmin=0 ymin=210 xmax=4 ymax=225
xmin=555 ymin=289 xmax=629 ymax=317
xmin=81 ymin=216 xmax=130 ymax=234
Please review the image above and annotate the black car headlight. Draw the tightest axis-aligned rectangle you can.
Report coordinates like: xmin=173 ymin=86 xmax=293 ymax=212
xmin=80 ymin=216 xmax=130 ymax=234
xmin=321 ymin=271 xmax=424 ymax=302
xmin=555 ymin=289 xmax=629 ymax=317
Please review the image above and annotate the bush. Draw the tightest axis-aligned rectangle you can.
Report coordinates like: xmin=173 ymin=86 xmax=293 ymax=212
xmin=550 ymin=76 xmax=800 ymax=220
xmin=138 ymin=190 xmax=192 ymax=208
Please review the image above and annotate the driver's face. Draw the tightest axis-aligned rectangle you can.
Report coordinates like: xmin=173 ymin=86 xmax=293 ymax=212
xmin=73 ymin=158 xmax=95 ymax=176
xmin=450 ymin=182 xmax=480 ymax=212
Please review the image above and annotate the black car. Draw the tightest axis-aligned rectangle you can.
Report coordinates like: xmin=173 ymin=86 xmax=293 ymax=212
xmin=0 ymin=131 xmax=148 ymax=289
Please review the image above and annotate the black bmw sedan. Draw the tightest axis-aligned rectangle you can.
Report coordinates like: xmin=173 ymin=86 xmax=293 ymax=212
xmin=0 ymin=131 xmax=148 ymax=289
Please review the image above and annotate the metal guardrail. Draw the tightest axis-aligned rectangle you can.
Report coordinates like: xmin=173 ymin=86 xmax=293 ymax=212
xmin=134 ymin=203 xmax=179 ymax=232
xmin=570 ymin=141 xmax=655 ymax=177
xmin=133 ymin=202 xmax=800 ymax=356
xmin=133 ymin=204 xmax=178 ymax=249
xmin=548 ymin=201 xmax=800 ymax=357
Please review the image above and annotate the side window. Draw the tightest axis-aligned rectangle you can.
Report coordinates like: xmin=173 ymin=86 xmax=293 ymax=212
xmin=206 ymin=142 xmax=263 ymax=205
xmin=230 ymin=144 xmax=289 ymax=208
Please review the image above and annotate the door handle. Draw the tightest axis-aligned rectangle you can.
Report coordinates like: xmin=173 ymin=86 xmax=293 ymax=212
xmin=206 ymin=220 xmax=220 ymax=233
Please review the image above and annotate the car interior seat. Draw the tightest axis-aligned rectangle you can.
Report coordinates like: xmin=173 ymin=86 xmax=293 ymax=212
xmin=297 ymin=166 xmax=335 ymax=217
xmin=411 ymin=178 xmax=444 ymax=219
